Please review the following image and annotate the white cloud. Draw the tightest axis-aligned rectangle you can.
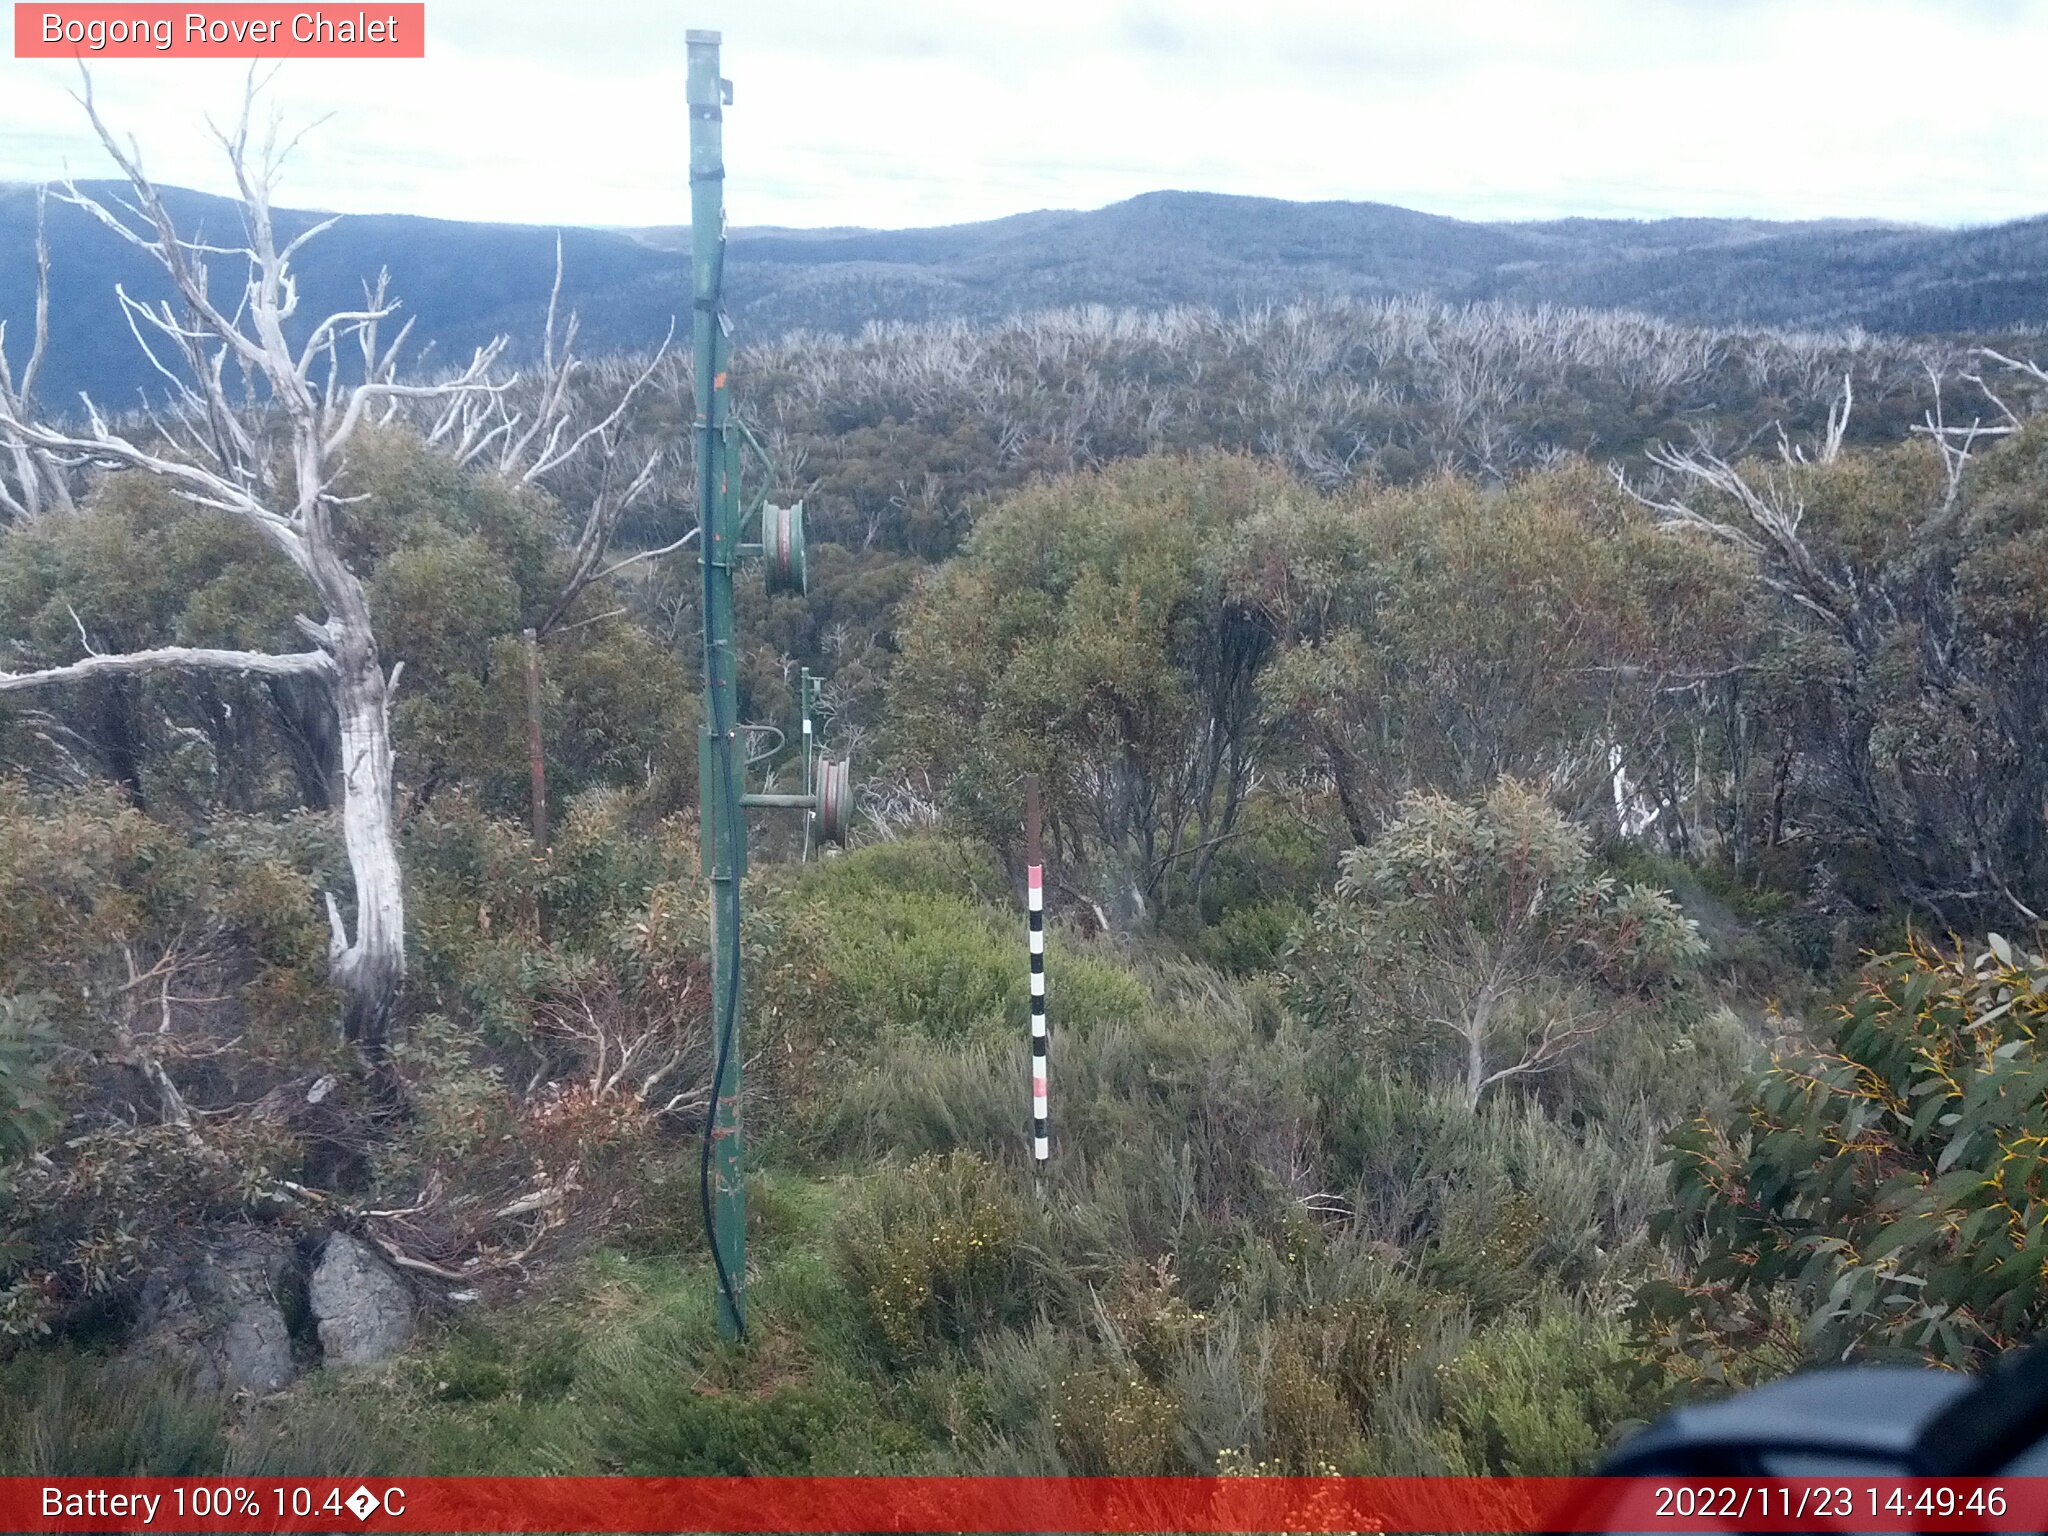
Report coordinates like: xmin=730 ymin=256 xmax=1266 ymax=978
xmin=0 ymin=0 xmax=2042 ymax=228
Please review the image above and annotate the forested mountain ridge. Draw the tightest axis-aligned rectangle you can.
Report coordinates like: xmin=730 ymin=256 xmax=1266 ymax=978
xmin=4 ymin=180 xmax=2042 ymax=408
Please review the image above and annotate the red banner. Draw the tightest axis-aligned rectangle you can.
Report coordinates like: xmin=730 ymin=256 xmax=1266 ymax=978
xmin=13 ymin=5 xmax=425 ymax=58
xmin=1 ymin=1476 xmax=2044 ymax=1533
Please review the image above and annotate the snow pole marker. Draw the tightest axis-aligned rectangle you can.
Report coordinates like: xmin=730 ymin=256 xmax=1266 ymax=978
xmin=1025 ymin=774 xmax=1048 ymax=1184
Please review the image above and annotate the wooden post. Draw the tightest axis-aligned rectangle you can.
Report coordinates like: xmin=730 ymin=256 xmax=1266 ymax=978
xmin=523 ymin=627 xmax=548 ymax=848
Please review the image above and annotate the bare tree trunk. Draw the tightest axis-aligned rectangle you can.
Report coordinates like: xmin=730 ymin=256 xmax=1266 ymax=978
xmin=1726 ymin=675 xmax=1749 ymax=873
xmin=0 ymin=188 xmax=79 ymax=523
xmin=1463 ymin=986 xmax=1496 ymax=1108
xmin=1321 ymin=727 xmax=1374 ymax=845
xmin=1768 ymin=742 xmax=1794 ymax=848
xmin=326 ymin=642 xmax=405 ymax=1049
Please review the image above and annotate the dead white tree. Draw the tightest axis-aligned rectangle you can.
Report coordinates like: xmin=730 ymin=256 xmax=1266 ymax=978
xmin=0 ymin=188 xmax=79 ymax=522
xmin=1617 ymin=375 xmax=1866 ymax=645
xmin=427 ymin=238 xmax=677 ymax=638
xmin=1621 ymin=366 xmax=2048 ymax=928
xmin=1906 ymin=349 xmax=2048 ymax=508
xmin=531 ymin=973 xmax=707 ymax=1120
xmin=1623 ymin=363 xmax=2033 ymax=650
xmin=0 ymin=76 xmax=510 ymax=1049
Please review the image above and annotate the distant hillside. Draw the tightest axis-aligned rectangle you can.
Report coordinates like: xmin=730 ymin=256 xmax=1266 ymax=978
xmin=2 ymin=182 xmax=2042 ymax=409
xmin=0 ymin=181 xmax=685 ymax=410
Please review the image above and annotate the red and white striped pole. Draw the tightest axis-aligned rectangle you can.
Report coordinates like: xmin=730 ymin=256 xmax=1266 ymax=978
xmin=1025 ymin=774 xmax=1049 ymax=1175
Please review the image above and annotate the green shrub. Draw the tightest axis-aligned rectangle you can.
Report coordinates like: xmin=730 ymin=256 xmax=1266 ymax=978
xmin=538 ymin=790 xmax=695 ymax=935
xmin=0 ymin=994 xmax=54 ymax=1291
xmin=1053 ymin=1363 xmax=1182 ymax=1474
xmin=1559 ymin=998 xmax=1756 ymax=1133
xmin=0 ymin=781 xmax=335 ymax=1036
xmin=799 ymin=1037 xmax=1016 ymax=1163
xmin=822 ymin=890 xmax=1021 ymax=1040
xmin=1190 ymin=899 xmax=1303 ymax=977
xmin=1094 ymin=1257 xmax=1212 ymax=1377
xmin=759 ymin=842 xmax=1024 ymax=1045
xmin=1051 ymin=951 xmax=1151 ymax=1033
xmin=1647 ymin=932 xmax=2048 ymax=1378
xmin=1300 ymin=1268 xmax=1456 ymax=1432
xmin=1432 ymin=1309 xmax=1646 ymax=1474
xmin=969 ymin=1326 xmax=1090 ymax=1467
xmin=757 ymin=840 xmax=1150 ymax=1161
xmin=1287 ymin=780 xmax=1704 ymax=1108
xmin=780 ymin=887 xmax=1148 ymax=1047
xmin=1260 ymin=1333 xmax=1357 ymax=1472
xmin=885 ymin=457 xmax=1295 ymax=901
xmin=1182 ymin=796 xmax=1338 ymax=923
xmin=834 ymin=1154 xmax=1034 ymax=1360
xmin=389 ymin=1012 xmax=513 ymax=1163
xmin=0 ymin=993 xmax=55 ymax=1166
xmin=1319 ymin=1077 xmax=1653 ymax=1304
xmin=792 ymin=837 xmax=1007 ymax=908
xmin=601 ymin=1377 xmax=872 ymax=1474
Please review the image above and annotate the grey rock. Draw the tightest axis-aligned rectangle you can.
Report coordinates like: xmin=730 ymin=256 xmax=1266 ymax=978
xmin=132 ymin=1232 xmax=297 ymax=1395
xmin=310 ymin=1231 xmax=415 ymax=1365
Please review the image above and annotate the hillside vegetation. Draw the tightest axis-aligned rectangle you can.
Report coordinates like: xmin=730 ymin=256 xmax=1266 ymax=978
xmin=7 ymin=181 xmax=2048 ymax=406
xmin=2 ymin=171 xmax=2047 ymax=1476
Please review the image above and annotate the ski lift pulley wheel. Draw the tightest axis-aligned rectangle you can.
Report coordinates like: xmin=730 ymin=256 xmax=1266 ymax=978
xmin=816 ymin=755 xmax=852 ymax=846
xmin=762 ymin=501 xmax=807 ymax=596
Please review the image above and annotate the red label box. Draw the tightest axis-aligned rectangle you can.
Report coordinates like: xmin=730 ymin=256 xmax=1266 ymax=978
xmin=5 ymin=1476 xmax=2048 ymax=1533
xmin=14 ymin=4 xmax=425 ymax=57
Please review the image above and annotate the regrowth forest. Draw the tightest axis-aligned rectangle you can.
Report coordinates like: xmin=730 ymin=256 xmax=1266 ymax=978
xmin=3 ymin=88 xmax=2048 ymax=1479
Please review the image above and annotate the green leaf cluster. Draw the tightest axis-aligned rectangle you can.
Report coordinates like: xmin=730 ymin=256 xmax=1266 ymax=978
xmin=1647 ymin=932 xmax=2048 ymax=1375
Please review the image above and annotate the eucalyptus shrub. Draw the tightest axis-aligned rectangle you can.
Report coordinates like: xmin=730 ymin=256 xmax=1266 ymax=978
xmin=1287 ymin=780 xmax=1705 ymax=1106
xmin=0 ymin=994 xmax=55 ymax=1298
xmin=1645 ymin=933 xmax=2048 ymax=1378
xmin=0 ymin=994 xmax=53 ymax=1167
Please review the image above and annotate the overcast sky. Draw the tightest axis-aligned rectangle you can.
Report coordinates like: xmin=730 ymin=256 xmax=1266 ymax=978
xmin=3 ymin=0 xmax=2045 ymax=231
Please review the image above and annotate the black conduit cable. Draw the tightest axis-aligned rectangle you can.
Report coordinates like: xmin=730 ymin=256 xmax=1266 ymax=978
xmin=697 ymin=228 xmax=746 ymax=1340
xmin=697 ymin=752 xmax=744 ymax=1338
